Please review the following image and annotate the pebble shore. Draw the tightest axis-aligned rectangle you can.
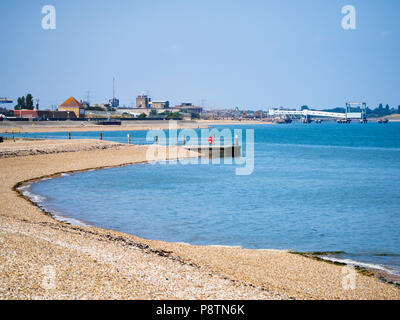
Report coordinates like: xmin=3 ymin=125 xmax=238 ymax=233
xmin=0 ymin=139 xmax=399 ymax=299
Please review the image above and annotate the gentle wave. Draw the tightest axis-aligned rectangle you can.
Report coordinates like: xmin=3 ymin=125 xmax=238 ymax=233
xmin=318 ymin=256 xmax=400 ymax=276
xmin=20 ymin=184 xmax=90 ymax=227
xmin=49 ymin=212 xmax=90 ymax=227
xmin=18 ymin=184 xmax=31 ymax=191
xmin=22 ymin=190 xmax=47 ymax=204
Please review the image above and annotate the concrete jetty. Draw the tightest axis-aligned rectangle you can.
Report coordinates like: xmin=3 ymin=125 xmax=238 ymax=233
xmin=183 ymin=145 xmax=241 ymax=158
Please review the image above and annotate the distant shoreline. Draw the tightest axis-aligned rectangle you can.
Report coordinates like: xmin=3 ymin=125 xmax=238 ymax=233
xmin=0 ymin=118 xmax=277 ymax=134
xmin=1 ymin=118 xmax=398 ymax=135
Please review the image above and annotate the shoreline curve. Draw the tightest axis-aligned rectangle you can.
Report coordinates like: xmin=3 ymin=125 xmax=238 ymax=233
xmin=1 ymin=139 xmax=399 ymax=299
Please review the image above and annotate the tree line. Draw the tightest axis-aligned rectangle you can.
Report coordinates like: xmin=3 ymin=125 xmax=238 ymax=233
xmin=315 ymin=104 xmax=400 ymax=117
xmin=365 ymin=104 xmax=400 ymax=117
xmin=14 ymin=94 xmax=35 ymax=110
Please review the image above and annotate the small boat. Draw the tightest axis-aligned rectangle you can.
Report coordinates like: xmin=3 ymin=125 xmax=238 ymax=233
xmin=275 ymin=118 xmax=292 ymax=124
xmin=95 ymin=120 xmax=121 ymax=125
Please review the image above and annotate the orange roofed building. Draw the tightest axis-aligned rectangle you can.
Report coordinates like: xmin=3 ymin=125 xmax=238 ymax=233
xmin=58 ymin=97 xmax=85 ymax=119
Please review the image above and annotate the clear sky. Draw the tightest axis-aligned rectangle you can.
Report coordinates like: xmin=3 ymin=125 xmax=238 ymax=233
xmin=0 ymin=0 xmax=399 ymax=110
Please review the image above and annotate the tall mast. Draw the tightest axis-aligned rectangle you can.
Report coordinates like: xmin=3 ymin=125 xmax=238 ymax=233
xmin=113 ymin=77 xmax=115 ymax=101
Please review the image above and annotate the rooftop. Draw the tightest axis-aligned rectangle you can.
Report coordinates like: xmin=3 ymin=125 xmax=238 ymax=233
xmin=59 ymin=97 xmax=83 ymax=108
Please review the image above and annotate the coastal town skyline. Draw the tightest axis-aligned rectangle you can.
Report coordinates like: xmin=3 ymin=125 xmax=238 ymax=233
xmin=1 ymin=0 xmax=399 ymax=110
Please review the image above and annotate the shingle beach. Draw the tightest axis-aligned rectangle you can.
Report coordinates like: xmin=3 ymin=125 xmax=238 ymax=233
xmin=0 ymin=139 xmax=399 ymax=300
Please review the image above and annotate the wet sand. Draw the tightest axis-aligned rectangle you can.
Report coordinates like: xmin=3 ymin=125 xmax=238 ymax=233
xmin=0 ymin=140 xmax=399 ymax=299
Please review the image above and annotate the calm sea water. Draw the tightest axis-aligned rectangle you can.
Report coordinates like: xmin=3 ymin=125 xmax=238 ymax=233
xmin=23 ymin=123 xmax=400 ymax=274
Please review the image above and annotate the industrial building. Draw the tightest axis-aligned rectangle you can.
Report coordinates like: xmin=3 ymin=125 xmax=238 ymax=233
xmin=136 ymin=95 xmax=170 ymax=110
xmin=9 ymin=110 xmax=78 ymax=120
xmin=150 ymin=101 xmax=170 ymax=109
xmin=136 ymin=94 xmax=151 ymax=108
xmin=175 ymin=103 xmax=203 ymax=114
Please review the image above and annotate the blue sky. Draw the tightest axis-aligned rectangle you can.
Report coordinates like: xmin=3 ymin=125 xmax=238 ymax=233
xmin=0 ymin=0 xmax=399 ymax=110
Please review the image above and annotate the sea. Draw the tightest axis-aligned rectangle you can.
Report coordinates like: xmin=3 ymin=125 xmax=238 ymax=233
xmin=9 ymin=123 xmax=400 ymax=276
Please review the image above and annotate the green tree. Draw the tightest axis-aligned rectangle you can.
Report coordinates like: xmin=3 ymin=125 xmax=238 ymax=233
xmin=149 ymin=109 xmax=158 ymax=117
xmin=25 ymin=94 xmax=34 ymax=110
xmin=300 ymin=105 xmax=309 ymax=110
xmin=14 ymin=94 xmax=34 ymax=110
xmin=138 ymin=113 xmax=147 ymax=119
xmin=385 ymin=104 xmax=390 ymax=114
xmin=166 ymin=111 xmax=182 ymax=119
xmin=14 ymin=96 xmax=25 ymax=110
xmin=373 ymin=104 xmax=384 ymax=117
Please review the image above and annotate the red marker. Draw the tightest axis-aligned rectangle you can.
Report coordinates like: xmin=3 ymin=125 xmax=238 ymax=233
xmin=208 ymin=136 xmax=213 ymax=145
